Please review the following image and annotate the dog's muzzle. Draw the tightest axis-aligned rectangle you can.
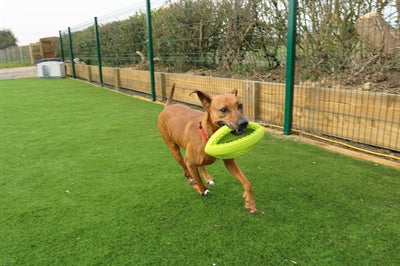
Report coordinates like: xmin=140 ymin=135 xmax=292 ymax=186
xmin=218 ymin=118 xmax=248 ymax=136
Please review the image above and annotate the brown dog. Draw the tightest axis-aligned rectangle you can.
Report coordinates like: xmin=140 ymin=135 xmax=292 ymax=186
xmin=158 ymin=84 xmax=257 ymax=213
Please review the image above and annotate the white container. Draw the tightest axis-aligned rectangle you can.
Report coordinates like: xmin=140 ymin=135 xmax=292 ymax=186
xmin=37 ymin=61 xmax=65 ymax=78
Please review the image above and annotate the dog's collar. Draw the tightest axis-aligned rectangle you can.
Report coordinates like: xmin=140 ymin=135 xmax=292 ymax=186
xmin=198 ymin=121 xmax=209 ymax=141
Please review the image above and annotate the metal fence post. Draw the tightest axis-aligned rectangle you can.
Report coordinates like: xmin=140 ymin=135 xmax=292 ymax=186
xmin=284 ymin=0 xmax=298 ymax=135
xmin=94 ymin=17 xmax=103 ymax=87
xmin=68 ymin=27 xmax=76 ymax=78
xmin=59 ymin=31 xmax=65 ymax=62
xmin=146 ymin=0 xmax=156 ymax=102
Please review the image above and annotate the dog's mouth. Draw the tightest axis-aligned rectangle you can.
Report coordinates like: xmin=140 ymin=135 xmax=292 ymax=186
xmin=217 ymin=120 xmax=248 ymax=136
xmin=230 ymin=128 xmax=246 ymax=136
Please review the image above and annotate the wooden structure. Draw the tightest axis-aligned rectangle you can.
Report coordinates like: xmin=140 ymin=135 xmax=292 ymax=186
xmin=65 ymin=63 xmax=400 ymax=152
xmin=29 ymin=37 xmax=60 ymax=64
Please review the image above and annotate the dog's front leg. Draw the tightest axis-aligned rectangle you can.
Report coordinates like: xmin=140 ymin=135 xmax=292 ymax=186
xmin=185 ymin=162 xmax=210 ymax=196
xmin=199 ymin=166 xmax=214 ymax=186
xmin=223 ymin=159 xmax=257 ymax=214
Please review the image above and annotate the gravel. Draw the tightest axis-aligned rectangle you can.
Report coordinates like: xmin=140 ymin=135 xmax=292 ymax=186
xmin=0 ymin=66 xmax=38 ymax=80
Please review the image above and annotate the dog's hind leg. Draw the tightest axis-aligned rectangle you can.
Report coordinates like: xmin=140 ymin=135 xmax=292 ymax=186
xmin=162 ymin=140 xmax=192 ymax=179
xmin=161 ymin=140 xmax=208 ymax=193
xmin=199 ymin=166 xmax=214 ymax=186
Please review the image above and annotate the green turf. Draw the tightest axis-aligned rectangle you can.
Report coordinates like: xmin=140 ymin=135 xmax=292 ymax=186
xmin=0 ymin=61 xmax=32 ymax=68
xmin=1 ymin=78 xmax=399 ymax=265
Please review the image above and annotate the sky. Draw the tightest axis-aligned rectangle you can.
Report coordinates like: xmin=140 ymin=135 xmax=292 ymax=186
xmin=0 ymin=0 xmax=165 ymax=46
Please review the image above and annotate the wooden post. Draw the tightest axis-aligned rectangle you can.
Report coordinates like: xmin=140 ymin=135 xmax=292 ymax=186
xmin=29 ymin=44 xmax=35 ymax=65
xmin=114 ymin=68 xmax=121 ymax=91
xmin=242 ymin=80 xmax=260 ymax=121
xmin=86 ymin=65 xmax=92 ymax=82
xmin=12 ymin=46 xmax=16 ymax=61
xmin=39 ymin=41 xmax=44 ymax=59
xmin=18 ymin=46 xmax=23 ymax=62
xmin=155 ymin=72 xmax=166 ymax=101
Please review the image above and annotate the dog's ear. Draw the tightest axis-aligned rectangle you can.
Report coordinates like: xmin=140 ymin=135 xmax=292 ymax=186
xmin=190 ymin=90 xmax=212 ymax=108
xmin=231 ymin=88 xmax=238 ymax=96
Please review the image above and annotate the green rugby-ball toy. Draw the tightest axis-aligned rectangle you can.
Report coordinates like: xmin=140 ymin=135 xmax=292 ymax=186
xmin=205 ymin=122 xmax=264 ymax=159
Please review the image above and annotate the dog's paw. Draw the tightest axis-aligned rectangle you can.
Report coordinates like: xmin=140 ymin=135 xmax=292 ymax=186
xmin=202 ymin=189 xmax=210 ymax=196
xmin=246 ymin=207 xmax=257 ymax=214
xmin=207 ymin=180 xmax=215 ymax=186
xmin=188 ymin=179 xmax=196 ymax=185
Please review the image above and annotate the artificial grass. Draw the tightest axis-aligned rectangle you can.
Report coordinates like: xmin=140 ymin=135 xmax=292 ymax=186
xmin=0 ymin=61 xmax=32 ymax=68
xmin=1 ymin=78 xmax=399 ymax=265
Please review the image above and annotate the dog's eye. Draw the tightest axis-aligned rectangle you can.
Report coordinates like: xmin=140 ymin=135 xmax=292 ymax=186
xmin=220 ymin=108 xmax=228 ymax=113
xmin=238 ymin=103 xmax=243 ymax=109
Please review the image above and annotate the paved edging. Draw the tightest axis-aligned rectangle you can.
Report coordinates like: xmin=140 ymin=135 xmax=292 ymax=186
xmin=0 ymin=66 xmax=37 ymax=80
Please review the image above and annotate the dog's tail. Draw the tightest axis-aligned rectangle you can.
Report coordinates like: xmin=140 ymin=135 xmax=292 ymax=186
xmin=165 ymin=83 xmax=175 ymax=107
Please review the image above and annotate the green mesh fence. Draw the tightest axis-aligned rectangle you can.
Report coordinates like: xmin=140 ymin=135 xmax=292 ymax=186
xmin=293 ymin=0 xmax=399 ymax=154
xmin=59 ymin=0 xmax=400 ymax=156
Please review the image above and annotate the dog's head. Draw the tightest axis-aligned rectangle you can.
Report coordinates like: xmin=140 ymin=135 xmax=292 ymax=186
xmin=191 ymin=89 xmax=248 ymax=135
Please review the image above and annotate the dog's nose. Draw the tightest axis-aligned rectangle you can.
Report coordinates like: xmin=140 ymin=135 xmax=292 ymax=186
xmin=238 ymin=118 xmax=248 ymax=130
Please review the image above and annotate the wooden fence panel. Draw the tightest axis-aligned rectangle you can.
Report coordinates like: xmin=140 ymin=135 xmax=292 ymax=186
xmin=292 ymin=86 xmax=400 ymax=150
xmin=102 ymin=67 xmax=114 ymax=86
xmin=64 ymin=63 xmax=399 ymax=151
xmin=258 ymin=82 xmax=285 ymax=124
xmin=74 ymin=64 xmax=89 ymax=80
xmin=120 ymin=68 xmax=150 ymax=94
xmin=89 ymin=66 xmax=99 ymax=83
